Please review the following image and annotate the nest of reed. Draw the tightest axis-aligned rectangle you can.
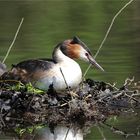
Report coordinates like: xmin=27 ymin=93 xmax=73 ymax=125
xmin=0 ymin=73 xmax=140 ymax=137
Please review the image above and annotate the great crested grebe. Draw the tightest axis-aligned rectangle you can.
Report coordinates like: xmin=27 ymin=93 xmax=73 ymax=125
xmin=10 ymin=36 xmax=104 ymax=91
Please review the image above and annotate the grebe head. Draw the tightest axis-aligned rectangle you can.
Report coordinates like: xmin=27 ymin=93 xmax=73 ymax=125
xmin=60 ymin=36 xmax=104 ymax=71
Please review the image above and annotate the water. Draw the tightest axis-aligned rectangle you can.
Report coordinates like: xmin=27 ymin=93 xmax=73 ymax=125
xmin=0 ymin=0 xmax=140 ymax=140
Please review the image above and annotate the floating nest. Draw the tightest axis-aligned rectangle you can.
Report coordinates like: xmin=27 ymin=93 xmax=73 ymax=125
xmin=0 ymin=75 xmax=140 ymax=138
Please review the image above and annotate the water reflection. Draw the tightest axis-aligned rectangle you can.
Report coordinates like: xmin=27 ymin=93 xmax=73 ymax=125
xmin=0 ymin=0 xmax=140 ymax=140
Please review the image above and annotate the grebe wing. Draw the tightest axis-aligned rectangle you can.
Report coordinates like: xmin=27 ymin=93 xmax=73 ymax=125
xmin=3 ymin=59 xmax=57 ymax=82
xmin=12 ymin=58 xmax=56 ymax=73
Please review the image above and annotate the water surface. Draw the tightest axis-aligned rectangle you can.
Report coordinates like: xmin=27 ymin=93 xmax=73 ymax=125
xmin=0 ymin=0 xmax=140 ymax=140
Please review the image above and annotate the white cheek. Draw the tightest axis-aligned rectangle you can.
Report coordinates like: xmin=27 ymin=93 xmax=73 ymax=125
xmin=79 ymin=50 xmax=89 ymax=62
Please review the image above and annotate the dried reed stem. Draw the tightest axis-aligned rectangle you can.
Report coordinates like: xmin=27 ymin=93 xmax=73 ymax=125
xmin=83 ymin=0 xmax=134 ymax=78
xmin=2 ymin=18 xmax=24 ymax=63
xmin=60 ymin=67 xmax=71 ymax=93
xmin=96 ymin=125 xmax=106 ymax=140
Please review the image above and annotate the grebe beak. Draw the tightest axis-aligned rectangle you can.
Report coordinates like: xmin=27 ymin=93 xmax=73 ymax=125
xmin=87 ymin=54 xmax=104 ymax=72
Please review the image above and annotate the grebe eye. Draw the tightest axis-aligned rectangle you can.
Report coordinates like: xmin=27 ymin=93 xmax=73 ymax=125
xmin=85 ymin=53 xmax=89 ymax=56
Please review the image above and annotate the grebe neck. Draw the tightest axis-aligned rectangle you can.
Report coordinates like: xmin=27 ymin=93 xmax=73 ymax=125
xmin=52 ymin=46 xmax=74 ymax=63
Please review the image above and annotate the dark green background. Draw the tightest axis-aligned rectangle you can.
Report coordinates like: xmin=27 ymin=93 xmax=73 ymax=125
xmin=0 ymin=0 xmax=140 ymax=139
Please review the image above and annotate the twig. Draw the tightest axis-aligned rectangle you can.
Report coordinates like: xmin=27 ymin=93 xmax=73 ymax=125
xmin=106 ymin=82 xmax=119 ymax=90
xmin=60 ymin=67 xmax=71 ymax=94
xmin=0 ymin=79 xmax=23 ymax=84
xmin=124 ymin=92 xmax=140 ymax=103
xmin=0 ymin=115 xmax=5 ymax=127
xmin=96 ymin=125 xmax=106 ymax=140
xmin=124 ymin=77 xmax=135 ymax=86
xmin=112 ymin=91 xmax=124 ymax=99
xmin=2 ymin=18 xmax=24 ymax=63
xmin=64 ymin=127 xmax=70 ymax=140
xmin=0 ymin=108 xmax=6 ymax=127
xmin=103 ymin=123 xmax=135 ymax=138
xmin=83 ymin=0 xmax=134 ymax=78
